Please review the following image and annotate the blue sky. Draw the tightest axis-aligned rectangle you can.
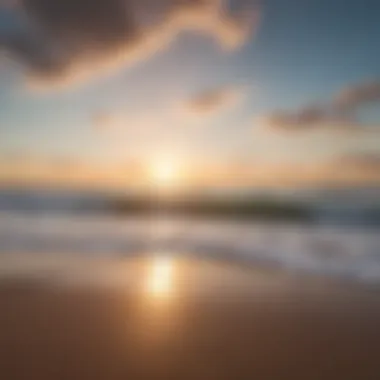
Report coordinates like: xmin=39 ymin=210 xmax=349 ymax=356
xmin=0 ymin=0 xmax=379 ymax=187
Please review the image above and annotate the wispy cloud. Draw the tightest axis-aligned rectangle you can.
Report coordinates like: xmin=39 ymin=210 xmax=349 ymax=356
xmin=183 ymin=85 xmax=245 ymax=118
xmin=0 ymin=0 xmax=259 ymax=88
xmin=91 ymin=86 xmax=245 ymax=133
xmin=333 ymin=152 xmax=380 ymax=173
xmin=0 ymin=153 xmax=143 ymax=187
xmin=92 ymin=111 xmax=119 ymax=131
xmin=91 ymin=107 xmax=179 ymax=134
xmin=257 ymin=80 xmax=380 ymax=132
xmin=334 ymin=81 xmax=380 ymax=117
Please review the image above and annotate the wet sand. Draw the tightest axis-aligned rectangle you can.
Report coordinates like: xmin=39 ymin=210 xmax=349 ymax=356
xmin=0 ymin=255 xmax=380 ymax=380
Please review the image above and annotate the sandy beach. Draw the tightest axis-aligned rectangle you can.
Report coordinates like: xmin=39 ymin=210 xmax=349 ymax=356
xmin=0 ymin=254 xmax=380 ymax=380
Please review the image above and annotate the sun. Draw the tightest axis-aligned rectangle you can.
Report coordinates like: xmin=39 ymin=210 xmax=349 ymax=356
xmin=150 ymin=160 xmax=179 ymax=187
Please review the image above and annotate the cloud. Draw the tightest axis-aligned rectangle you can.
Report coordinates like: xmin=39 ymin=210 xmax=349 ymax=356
xmin=185 ymin=86 xmax=244 ymax=114
xmin=92 ymin=111 xmax=120 ymax=130
xmin=257 ymin=106 xmax=329 ymax=131
xmin=258 ymin=80 xmax=380 ymax=132
xmin=91 ymin=107 xmax=177 ymax=134
xmin=334 ymin=81 xmax=380 ymax=114
xmin=334 ymin=153 xmax=380 ymax=172
xmin=0 ymin=153 xmax=143 ymax=187
xmin=317 ymin=153 xmax=380 ymax=185
xmin=0 ymin=0 xmax=259 ymax=87
xmin=91 ymin=87 xmax=244 ymax=133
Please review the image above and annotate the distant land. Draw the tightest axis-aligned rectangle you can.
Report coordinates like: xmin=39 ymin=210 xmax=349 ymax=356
xmin=0 ymin=184 xmax=379 ymax=225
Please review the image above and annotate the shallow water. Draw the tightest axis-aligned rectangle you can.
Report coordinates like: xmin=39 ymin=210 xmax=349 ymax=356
xmin=0 ymin=212 xmax=379 ymax=283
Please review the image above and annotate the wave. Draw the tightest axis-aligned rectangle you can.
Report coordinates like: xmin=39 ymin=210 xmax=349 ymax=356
xmin=0 ymin=212 xmax=379 ymax=284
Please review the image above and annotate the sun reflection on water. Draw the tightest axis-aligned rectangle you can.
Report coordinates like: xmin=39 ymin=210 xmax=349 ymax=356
xmin=130 ymin=254 xmax=179 ymax=349
xmin=146 ymin=254 xmax=175 ymax=300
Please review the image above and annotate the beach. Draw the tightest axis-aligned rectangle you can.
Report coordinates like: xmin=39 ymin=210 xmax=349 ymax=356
xmin=0 ymin=254 xmax=379 ymax=380
xmin=1 ymin=0 xmax=379 ymax=378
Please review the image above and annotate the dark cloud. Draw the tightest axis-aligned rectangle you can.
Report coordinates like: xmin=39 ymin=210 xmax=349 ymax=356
xmin=259 ymin=80 xmax=380 ymax=131
xmin=0 ymin=0 xmax=258 ymax=87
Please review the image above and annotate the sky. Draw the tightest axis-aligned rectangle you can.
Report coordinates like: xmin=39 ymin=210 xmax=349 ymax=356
xmin=0 ymin=0 xmax=379 ymax=189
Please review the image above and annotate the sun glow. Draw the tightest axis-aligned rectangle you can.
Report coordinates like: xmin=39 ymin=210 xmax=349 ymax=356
xmin=147 ymin=256 xmax=174 ymax=298
xmin=151 ymin=161 xmax=177 ymax=184
xmin=148 ymin=158 xmax=184 ymax=190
